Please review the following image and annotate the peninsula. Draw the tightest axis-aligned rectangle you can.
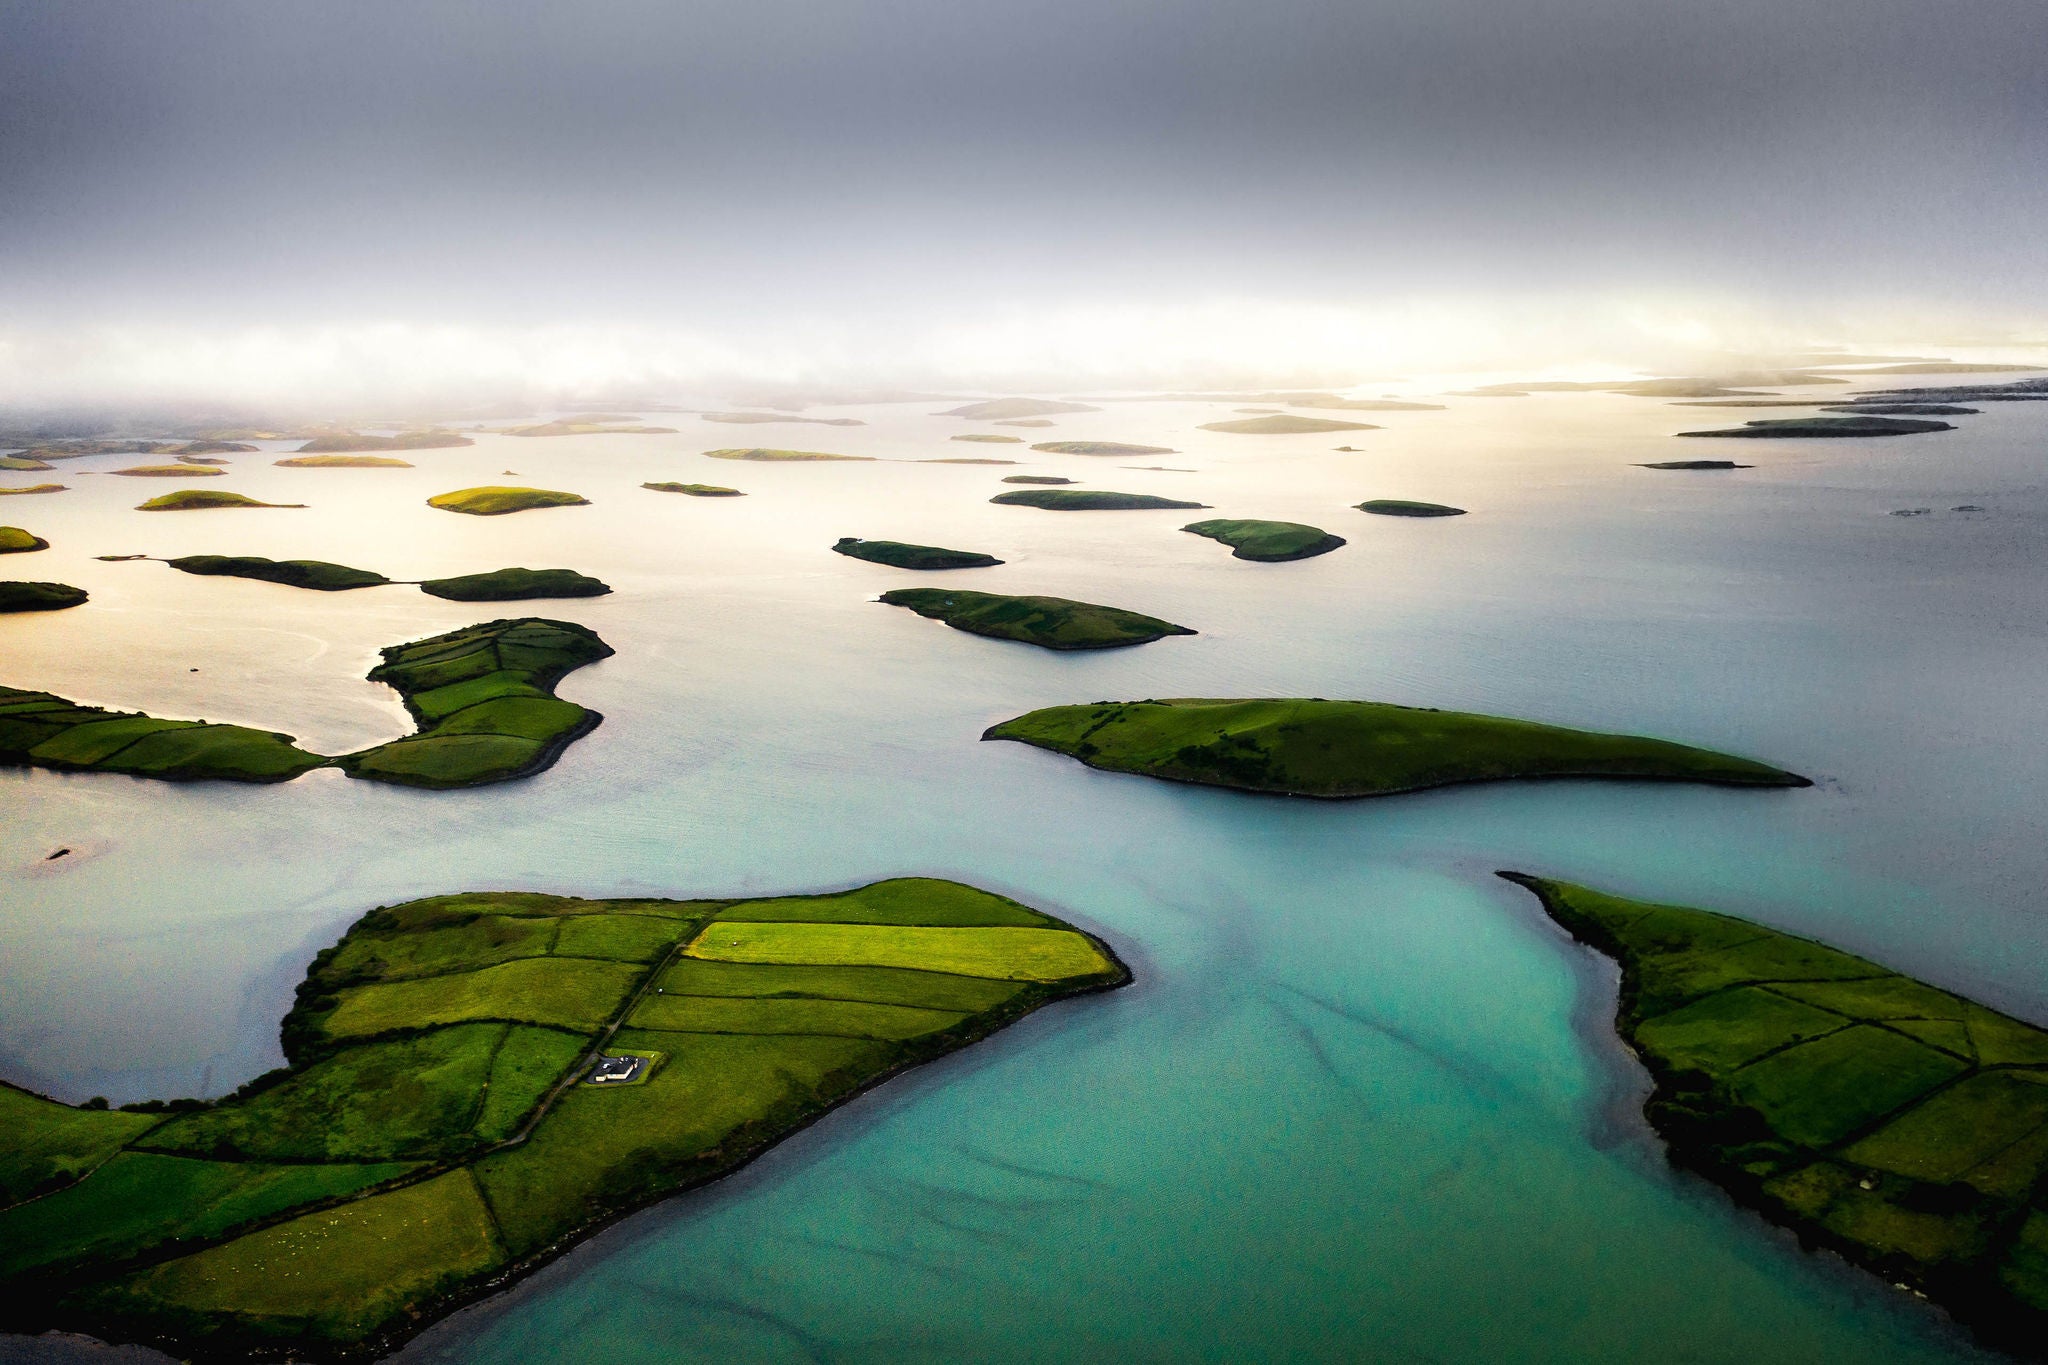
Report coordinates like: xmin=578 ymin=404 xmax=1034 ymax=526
xmin=879 ymin=589 xmax=1194 ymax=650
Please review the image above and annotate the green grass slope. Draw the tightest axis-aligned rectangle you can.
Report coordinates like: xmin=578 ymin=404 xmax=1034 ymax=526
xmin=984 ymin=698 xmax=1808 ymax=798
xmin=1501 ymin=873 xmax=2048 ymax=1352
xmin=832 ymin=537 xmax=1002 ymax=570
xmin=3 ymin=879 xmax=1127 ymax=1359
xmin=166 ymin=556 xmax=391 ymax=591
xmin=0 ymin=686 xmax=327 ymax=781
xmin=1182 ymin=518 xmax=1345 ymax=561
xmin=879 ymin=588 xmax=1194 ymax=650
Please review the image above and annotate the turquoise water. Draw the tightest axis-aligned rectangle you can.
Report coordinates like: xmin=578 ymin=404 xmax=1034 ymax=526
xmin=5 ymin=385 xmax=2046 ymax=1360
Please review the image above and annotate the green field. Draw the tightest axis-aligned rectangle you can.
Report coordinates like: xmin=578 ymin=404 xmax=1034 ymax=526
xmin=1503 ymin=873 xmax=2048 ymax=1341
xmin=832 ymin=537 xmax=1002 ymax=570
xmin=426 ymin=486 xmax=590 ymax=516
xmin=1182 ymin=518 xmax=1345 ymax=561
xmin=0 ymin=581 xmax=88 ymax=612
xmin=418 ymin=567 xmax=611 ymax=601
xmin=167 ymin=554 xmax=392 ymax=591
xmin=687 ymin=921 xmax=1114 ymax=980
xmin=986 ymin=697 xmax=1807 ymax=798
xmin=990 ymin=488 xmax=1208 ymax=511
xmin=0 ymin=1083 xmax=161 ymax=1205
xmin=879 ymin=587 xmax=1194 ymax=650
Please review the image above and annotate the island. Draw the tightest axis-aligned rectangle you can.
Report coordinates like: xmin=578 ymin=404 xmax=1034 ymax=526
xmin=919 ymin=458 xmax=1017 ymax=465
xmin=1029 ymin=441 xmax=1179 ymax=456
xmin=0 ymin=618 xmax=612 ymax=788
xmin=274 ymin=455 xmax=414 ymax=468
xmin=0 ymin=878 xmax=1127 ymax=1361
xmin=173 ymin=441 xmax=257 ymax=456
xmin=1182 ymin=519 xmax=1345 ymax=562
xmin=295 ymin=431 xmax=473 ymax=453
xmin=1822 ymin=404 xmax=1979 ymax=416
xmin=0 ymin=456 xmax=54 ymax=472
xmin=642 ymin=482 xmax=743 ymax=496
xmin=0 ymin=527 xmax=48 ymax=554
xmin=983 ymin=698 xmax=1808 ymax=798
xmin=1677 ymin=416 xmax=1956 ymax=439
xmin=176 ymin=455 xmax=230 ymax=466
xmin=167 ymin=556 xmax=392 ymax=591
xmin=1640 ymin=460 xmax=1752 ymax=470
xmin=109 ymin=465 xmax=226 ymax=478
xmin=1197 ymin=415 xmax=1379 ymax=435
xmin=502 ymin=423 xmax=678 ymax=438
xmin=701 ymin=412 xmax=864 ymax=426
xmin=879 ymin=589 xmax=1194 ymax=650
xmin=427 ymin=487 xmax=590 ymax=516
xmin=136 ymin=491 xmax=305 ymax=511
xmin=1001 ymin=475 xmax=1077 ymax=485
xmin=0 ymin=485 xmax=67 ymax=497
xmin=418 ymin=568 xmax=612 ymax=602
xmin=832 ymin=537 xmax=1002 ymax=570
xmin=994 ymin=418 xmax=1056 ymax=427
xmin=1355 ymin=500 xmax=1466 ymax=517
xmin=990 ymin=490 xmax=1208 ymax=511
xmin=950 ymin=434 xmax=1025 ymax=443
xmin=936 ymin=398 xmax=1100 ymax=419
xmin=1499 ymin=873 xmax=2048 ymax=1353
xmin=0 ymin=582 xmax=87 ymax=613
xmin=702 ymin=448 xmax=874 ymax=462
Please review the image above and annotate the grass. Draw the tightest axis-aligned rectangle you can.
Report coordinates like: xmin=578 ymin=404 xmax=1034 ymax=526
xmin=985 ymin=698 xmax=1809 ymax=798
xmin=135 ymin=490 xmax=304 ymax=511
xmin=417 ymin=567 xmax=611 ymax=601
xmin=0 ymin=581 xmax=87 ymax=612
xmin=0 ymin=1082 xmax=161 ymax=1206
xmin=991 ymin=489 xmax=1208 ymax=511
xmin=425 ymin=486 xmax=590 ymax=516
xmin=1182 ymin=518 xmax=1345 ymax=562
xmin=1029 ymin=441 xmax=1178 ymax=456
xmin=880 ymin=587 xmax=1194 ymax=650
xmin=685 ymin=921 xmax=1115 ymax=981
xmin=0 ymin=686 xmax=327 ymax=782
xmin=1197 ymin=415 xmax=1378 ymax=434
xmin=273 ymin=454 xmax=414 ymax=467
xmin=655 ymin=959 xmax=1024 ymax=1012
xmin=1501 ymin=873 xmax=2048 ymax=1338
xmin=1356 ymin=499 xmax=1465 ymax=517
xmin=703 ymin=447 xmax=873 ymax=462
xmin=643 ymin=481 xmax=742 ymax=495
xmin=109 ymin=465 xmax=223 ymax=478
xmin=1677 ymin=416 xmax=1956 ymax=438
xmin=715 ymin=877 xmax=1062 ymax=926
xmin=316 ymin=956 xmax=643 ymax=1039
xmin=166 ymin=555 xmax=391 ymax=591
xmin=630 ymin=994 xmax=968 ymax=1039
xmin=553 ymin=913 xmax=690 ymax=962
xmin=833 ymin=537 xmax=1002 ymax=570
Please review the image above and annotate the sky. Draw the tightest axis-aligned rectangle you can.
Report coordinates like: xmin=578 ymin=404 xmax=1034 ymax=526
xmin=2 ymin=0 xmax=2045 ymax=405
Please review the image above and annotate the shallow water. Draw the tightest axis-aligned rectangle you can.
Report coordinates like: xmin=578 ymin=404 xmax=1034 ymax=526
xmin=5 ymin=382 xmax=2047 ymax=1361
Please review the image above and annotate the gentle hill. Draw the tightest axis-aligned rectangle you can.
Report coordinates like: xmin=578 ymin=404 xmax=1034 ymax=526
xmin=0 ymin=528 xmax=48 ymax=553
xmin=880 ymin=589 xmax=1192 ymax=651
xmin=1001 ymin=475 xmax=1077 ymax=485
xmin=0 ymin=485 xmax=67 ymax=497
xmin=950 ymin=434 xmax=1024 ymax=444
xmin=1182 ymin=518 xmax=1344 ymax=561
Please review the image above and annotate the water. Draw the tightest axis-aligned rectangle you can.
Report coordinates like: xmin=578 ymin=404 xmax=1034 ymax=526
xmin=5 ymin=383 xmax=2047 ymax=1361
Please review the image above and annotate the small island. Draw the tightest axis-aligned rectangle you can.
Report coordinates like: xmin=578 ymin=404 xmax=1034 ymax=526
xmin=502 ymin=422 xmax=678 ymax=437
xmin=1197 ymin=415 xmax=1379 ymax=435
xmin=1500 ymin=873 xmax=2048 ymax=1353
xmin=418 ymin=568 xmax=611 ymax=602
xmin=879 ymin=589 xmax=1194 ymax=650
xmin=984 ymin=698 xmax=1808 ymax=798
xmin=919 ymin=458 xmax=1018 ymax=465
xmin=1001 ymin=475 xmax=1077 ymax=485
xmin=1029 ymin=441 xmax=1178 ymax=456
xmin=993 ymin=418 xmax=1055 ymax=427
xmin=701 ymin=412 xmax=863 ymax=426
xmin=167 ymin=556 xmax=392 ymax=591
xmin=1639 ymin=460 xmax=1752 ymax=470
xmin=642 ymin=482 xmax=743 ymax=496
xmin=1677 ymin=416 xmax=1956 ymax=439
xmin=990 ymin=489 xmax=1208 ymax=511
xmin=274 ymin=455 xmax=414 ymax=468
xmin=136 ymin=491 xmax=304 ymax=511
xmin=0 ymin=878 xmax=1126 ymax=1360
xmin=173 ymin=441 xmax=257 ymax=456
xmin=832 ymin=537 xmax=1002 ymax=570
xmin=0 ymin=582 xmax=87 ymax=613
xmin=295 ymin=431 xmax=473 ymax=453
xmin=936 ymin=398 xmax=1100 ymax=419
xmin=427 ymin=486 xmax=590 ymax=516
xmin=1355 ymin=500 xmax=1466 ymax=517
xmin=0 ymin=485 xmax=67 ymax=497
xmin=0 ymin=527 xmax=48 ymax=554
xmin=0 ymin=456 xmax=54 ymax=472
xmin=109 ymin=465 xmax=225 ymax=478
xmin=1182 ymin=518 xmax=1345 ymax=561
xmin=175 ymin=455 xmax=229 ymax=466
xmin=950 ymin=434 xmax=1024 ymax=443
xmin=702 ymin=448 xmax=874 ymax=462
xmin=1822 ymin=403 xmax=1979 ymax=416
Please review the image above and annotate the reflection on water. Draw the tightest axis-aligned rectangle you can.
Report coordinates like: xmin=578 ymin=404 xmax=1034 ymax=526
xmin=5 ymin=387 xmax=2046 ymax=1361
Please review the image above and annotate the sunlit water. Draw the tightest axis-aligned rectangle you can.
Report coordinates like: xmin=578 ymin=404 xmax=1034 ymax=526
xmin=5 ymin=382 xmax=2048 ymax=1362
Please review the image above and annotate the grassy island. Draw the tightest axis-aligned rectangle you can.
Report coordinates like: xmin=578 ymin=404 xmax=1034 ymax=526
xmin=703 ymin=448 xmax=873 ymax=462
xmin=1029 ymin=441 xmax=1178 ymax=456
xmin=0 ymin=878 xmax=1125 ymax=1360
xmin=951 ymin=434 xmax=1024 ymax=443
xmin=136 ymin=491 xmax=304 ymax=511
xmin=984 ymin=698 xmax=1808 ymax=799
xmin=427 ymin=487 xmax=590 ymax=516
xmin=0 ymin=456 xmax=54 ymax=472
xmin=168 ymin=556 xmax=392 ymax=592
xmin=880 ymin=589 xmax=1194 ymax=650
xmin=503 ymin=423 xmax=678 ymax=438
xmin=1 ymin=485 xmax=67 ymax=497
xmin=0 ymin=619 xmax=611 ymax=788
xmin=1198 ymin=415 xmax=1379 ymax=435
xmin=702 ymin=412 xmax=863 ymax=426
xmin=1001 ymin=475 xmax=1077 ymax=485
xmin=833 ymin=537 xmax=1002 ymax=570
xmin=110 ymin=465 xmax=225 ymax=478
xmin=274 ymin=455 xmax=414 ymax=468
xmin=1501 ymin=873 xmax=2048 ymax=1352
xmin=0 ymin=527 xmax=48 ymax=554
xmin=936 ymin=399 xmax=1100 ymax=419
xmin=920 ymin=458 xmax=1018 ymax=465
xmin=1182 ymin=519 xmax=1345 ymax=561
xmin=1678 ymin=416 xmax=1956 ymax=439
xmin=990 ymin=489 xmax=1207 ymax=511
xmin=174 ymin=441 xmax=257 ymax=456
xmin=1640 ymin=460 xmax=1752 ymax=470
xmin=642 ymin=482 xmax=743 ymax=496
xmin=296 ymin=431 xmax=472 ymax=453
xmin=1825 ymin=404 xmax=1979 ymax=416
xmin=0 ymin=582 xmax=88 ymax=614
xmin=1356 ymin=500 xmax=1466 ymax=517
xmin=418 ymin=568 xmax=611 ymax=602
